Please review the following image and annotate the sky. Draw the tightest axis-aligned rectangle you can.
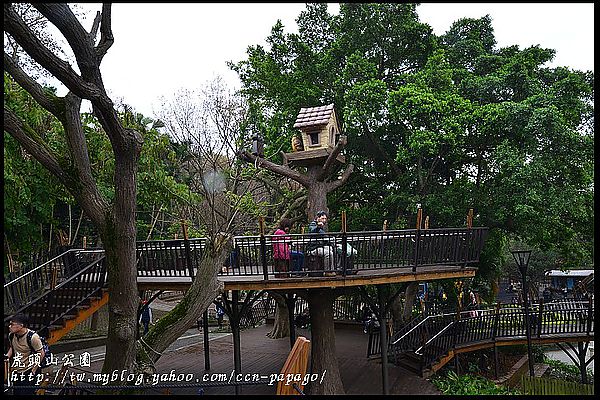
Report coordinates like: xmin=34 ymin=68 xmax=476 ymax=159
xmin=54 ymin=3 xmax=594 ymax=118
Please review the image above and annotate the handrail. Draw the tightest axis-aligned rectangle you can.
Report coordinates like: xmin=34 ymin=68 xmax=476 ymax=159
xmin=415 ymin=321 xmax=455 ymax=355
xmin=3 ymin=248 xmax=84 ymax=288
xmin=3 ymin=255 xmax=107 ymax=322
xmin=233 ymin=227 xmax=487 ymax=241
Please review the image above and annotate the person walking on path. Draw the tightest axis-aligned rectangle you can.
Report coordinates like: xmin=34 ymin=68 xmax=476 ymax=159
xmin=139 ymin=299 xmax=153 ymax=335
xmin=5 ymin=313 xmax=45 ymax=395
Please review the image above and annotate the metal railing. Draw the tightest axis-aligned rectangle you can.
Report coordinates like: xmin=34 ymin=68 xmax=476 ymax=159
xmin=225 ymin=227 xmax=487 ymax=279
xmin=3 ymin=255 xmax=107 ymax=350
xmin=4 ymin=249 xmax=105 ymax=314
xmin=136 ymin=238 xmax=207 ymax=278
xmin=386 ymin=299 xmax=594 ymax=370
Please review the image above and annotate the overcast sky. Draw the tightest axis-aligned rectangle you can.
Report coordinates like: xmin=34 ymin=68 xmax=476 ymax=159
xmin=61 ymin=3 xmax=594 ymax=118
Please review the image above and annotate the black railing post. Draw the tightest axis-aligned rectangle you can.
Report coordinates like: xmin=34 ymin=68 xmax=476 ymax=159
xmin=341 ymin=211 xmax=347 ymax=277
xmin=259 ymin=217 xmax=268 ymax=281
xmin=203 ymin=310 xmax=210 ymax=370
xmin=413 ymin=207 xmax=422 ymax=273
xmin=463 ymin=209 xmax=473 ymax=269
xmin=586 ymin=296 xmax=593 ymax=336
xmin=181 ymin=220 xmax=194 ymax=279
xmin=537 ymin=299 xmax=544 ymax=338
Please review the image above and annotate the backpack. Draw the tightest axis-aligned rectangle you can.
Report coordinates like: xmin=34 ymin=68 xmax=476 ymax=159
xmin=9 ymin=330 xmax=52 ymax=369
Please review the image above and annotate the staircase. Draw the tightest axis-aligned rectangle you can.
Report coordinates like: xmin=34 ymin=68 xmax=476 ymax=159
xmin=4 ymin=253 xmax=107 ymax=348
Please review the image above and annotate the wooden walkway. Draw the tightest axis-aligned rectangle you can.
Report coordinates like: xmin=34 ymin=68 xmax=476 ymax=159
xmin=138 ymin=265 xmax=477 ymax=291
xmin=152 ymin=323 xmax=441 ymax=395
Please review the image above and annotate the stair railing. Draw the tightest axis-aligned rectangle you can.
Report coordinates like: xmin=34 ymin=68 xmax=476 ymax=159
xmin=3 ymin=255 xmax=107 ymax=338
xmin=3 ymin=249 xmax=102 ymax=314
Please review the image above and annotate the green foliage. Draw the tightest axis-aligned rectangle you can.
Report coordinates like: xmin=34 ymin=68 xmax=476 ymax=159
xmin=4 ymin=74 xmax=196 ymax=254
xmin=4 ymin=74 xmax=72 ymax=255
xmin=543 ymin=356 xmax=594 ymax=384
xmin=231 ymin=4 xmax=594 ymax=295
xmin=431 ymin=370 xmax=521 ymax=395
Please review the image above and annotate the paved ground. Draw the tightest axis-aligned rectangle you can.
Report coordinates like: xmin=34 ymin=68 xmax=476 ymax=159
xmin=41 ymin=323 xmax=440 ymax=395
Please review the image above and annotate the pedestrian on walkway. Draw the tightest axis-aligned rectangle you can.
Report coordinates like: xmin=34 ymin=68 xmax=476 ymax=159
xmin=216 ymin=304 xmax=225 ymax=329
xmin=139 ymin=300 xmax=153 ymax=335
xmin=6 ymin=313 xmax=45 ymax=395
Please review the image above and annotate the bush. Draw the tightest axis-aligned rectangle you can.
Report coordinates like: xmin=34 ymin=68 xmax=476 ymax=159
xmin=544 ymin=357 xmax=594 ymax=384
xmin=431 ymin=371 xmax=521 ymax=395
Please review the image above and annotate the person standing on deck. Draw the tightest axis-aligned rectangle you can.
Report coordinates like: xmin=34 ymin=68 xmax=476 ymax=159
xmin=306 ymin=211 xmax=336 ymax=273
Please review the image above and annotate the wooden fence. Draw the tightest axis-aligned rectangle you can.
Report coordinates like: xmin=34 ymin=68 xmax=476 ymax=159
xmin=521 ymin=376 xmax=594 ymax=395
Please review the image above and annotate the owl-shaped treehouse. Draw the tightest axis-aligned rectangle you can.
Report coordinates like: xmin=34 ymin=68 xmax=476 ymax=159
xmin=285 ymin=104 xmax=346 ymax=167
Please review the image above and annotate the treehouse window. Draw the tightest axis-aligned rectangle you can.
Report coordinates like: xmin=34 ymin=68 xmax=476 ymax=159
xmin=309 ymin=131 xmax=320 ymax=145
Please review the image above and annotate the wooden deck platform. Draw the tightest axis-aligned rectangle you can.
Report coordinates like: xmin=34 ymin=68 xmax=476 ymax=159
xmin=152 ymin=323 xmax=441 ymax=395
xmin=138 ymin=265 xmax=477 ymax=291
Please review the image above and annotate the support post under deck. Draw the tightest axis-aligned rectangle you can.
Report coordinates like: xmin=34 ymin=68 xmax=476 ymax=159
xmin=231 ymin=291 xmax=242 ymax=394
xmin=203 ymin=310 xmax=210 ymax=370
xmin=286 ymin=293 xmax=297 ymax=348
xmin=377 ymin=286 xmax=389 ymax=395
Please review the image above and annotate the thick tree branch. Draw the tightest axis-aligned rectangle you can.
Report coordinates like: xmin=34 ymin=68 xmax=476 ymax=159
xmin=317 ymin=135 xmax=347 ymax=181
xmin=327 ymin=164 xmax=354 ymax=192
xmin=33 ymin=4 xmax=100 ymax=83
xmin=269 ymin=194 xmax=308 ymax=234
xmin=238 ymin=151 xmax=311 ymax=187
xmin=3 ymin=52 xmax=64 ymax=119
xmin=4 ymin=4 xmax=98 ymax=100
xmin=361 ymin=122 xmax=403 ymax=178
xmin=63 ymin=93 xmax=103 ymax=200
xmin=4 ymin=106 xmax=68 ymax=182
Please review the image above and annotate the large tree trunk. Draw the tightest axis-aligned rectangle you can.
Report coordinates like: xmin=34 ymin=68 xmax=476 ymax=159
xmin=306 ymin=289 xmax=344 ymax=394
xmin=135 ymin=234 xmax=229 ymax=373
xmin=102 ymin=152 xmax=141 ymax=373
xmin=402 ymin=282 xmax=419 ymax=322
xmin=306 ymin=180 xmax=329 ymax=220
xmin=389 ymin=295 xmax=404 ymax=328
xmin=266 ymin=292 xmax=289 ymax=339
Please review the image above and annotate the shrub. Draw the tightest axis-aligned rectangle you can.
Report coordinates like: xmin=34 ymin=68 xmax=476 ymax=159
xmin=431 ymin=371 xmax=521 ymax=395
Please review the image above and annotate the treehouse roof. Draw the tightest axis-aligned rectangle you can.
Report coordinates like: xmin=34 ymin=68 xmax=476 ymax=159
xmin=293 ymin=103 xmax=335 ymax=129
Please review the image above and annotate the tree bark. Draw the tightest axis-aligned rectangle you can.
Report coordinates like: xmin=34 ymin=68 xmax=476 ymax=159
xmin=305 ymin=289 xmax=344 ymax=394
xmin=402 ymin=282 xmax=419 ymax=322
xmin=266 ymin=292 xmax=289 ymax=339
xmin=135 ymin=234 xmax=229 ymax=373
xmin=389 ymin=295 xmax=404 ymax=327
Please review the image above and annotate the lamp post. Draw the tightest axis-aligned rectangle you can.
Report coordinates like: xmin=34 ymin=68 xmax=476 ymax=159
xmin=511 ymin=249 xmax=534 ymax=377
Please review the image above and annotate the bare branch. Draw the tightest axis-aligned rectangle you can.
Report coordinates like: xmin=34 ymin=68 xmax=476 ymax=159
xmin=95 ymin=4 xmax=114 ymax=59
xmin=89 ymin=11 xmax=101 ymax=41
xmin=33 ymin=4 xmax=99 ymax=81
xmin=317 ymin=135 xmax=347 ymax=181
xmin=3 ymin=51 xmax=63 ymax=119
xmin=4 ymin=3 xmax=98 ymax=99
xmin=238 ymin=151 xmax=311 ymax=187
xmin=327 ymin=163 xmax=355 ymax=192
xmin=63 ymin=92 xmax=101 ymax=196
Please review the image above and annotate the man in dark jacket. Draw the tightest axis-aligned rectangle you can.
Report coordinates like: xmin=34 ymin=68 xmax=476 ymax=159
xmin=307 ymin=211 xmax=335 ymax=273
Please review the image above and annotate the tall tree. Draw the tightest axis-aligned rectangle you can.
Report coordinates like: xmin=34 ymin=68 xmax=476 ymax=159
xmin=231 ymin=4 xmax=594 ymax=301
xmin=4 ymin=3 xmax=144 ymax=374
